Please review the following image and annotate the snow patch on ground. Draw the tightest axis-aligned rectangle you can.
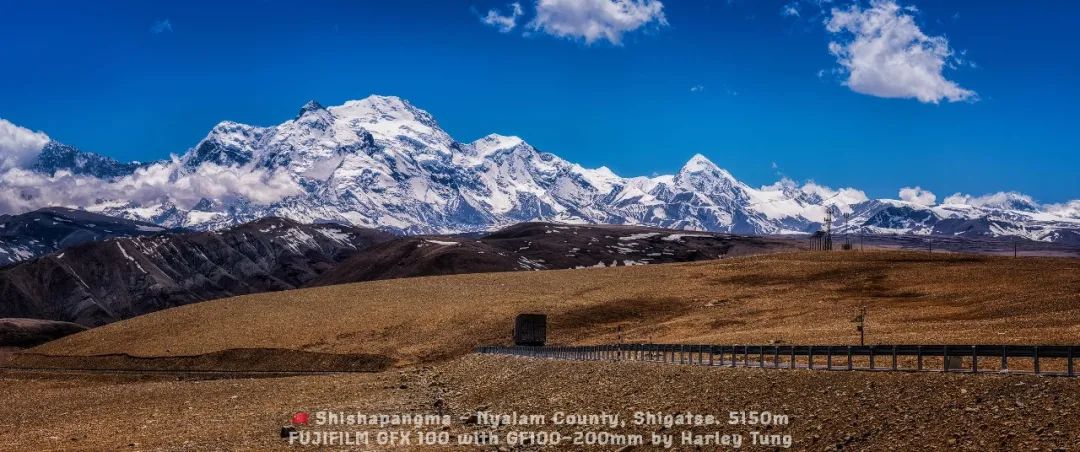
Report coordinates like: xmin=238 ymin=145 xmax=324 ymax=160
xmin=619 ymin=232 xmax=660 ymax=241
xmin=425 ymin=239 xmax=460 ymax=246
xmin=662 ymin=233 xmax=713 ymax=241
xmin=115 ymin=241 xmax=148 ymax=274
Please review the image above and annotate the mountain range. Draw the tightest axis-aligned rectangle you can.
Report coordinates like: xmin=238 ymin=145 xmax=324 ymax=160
xmin=10 ymin=95 xmax=1080 ymax=243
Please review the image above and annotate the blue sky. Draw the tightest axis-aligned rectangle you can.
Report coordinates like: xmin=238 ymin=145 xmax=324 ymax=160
xmin=1 ymin=0 xmax=1077 ymax=203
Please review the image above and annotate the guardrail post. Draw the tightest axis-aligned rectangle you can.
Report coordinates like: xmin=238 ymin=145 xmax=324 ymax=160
xmin=744 ymin=345 xmax=750 ymax=367
xmin=892 ymin=345 xmax=898 ymax=371
xmin=808 ymin=346 xmax=814 ymax=370
xmin=943 ymin=345 xmax=949 ymax=372
xmin=758 ymin=346 xmax=765 ymax=368
xmin=917 ymin=346 xmax=923 ymax=371
xmin=1069 ymin=347 xmax=1074 ymax=377
xmin=971 ymin=346 xmax=978 ymax=373
xmin=773 ymin=345 xmax=780 ymax=369
xmin=827 ymin=346 xmax=833 ymax=370
xmin=847 ymin=346 xmax=853 ymax=370
xmin=869 ymin=346 xmax=875 ymax=370
xmin=1001 ymin=347 xmax=1007 ymax=372
xmin=790 ymin=346 xmax=796 ymax=369
xmin=1034 ymin=346 xmax=1040 ymax=375
xmin=708 ymin=345 xmax=715 ymax=366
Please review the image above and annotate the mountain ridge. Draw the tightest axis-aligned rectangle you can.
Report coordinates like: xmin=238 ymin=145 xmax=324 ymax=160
xmin=11 ymin=95 xmax=1080 ymax=243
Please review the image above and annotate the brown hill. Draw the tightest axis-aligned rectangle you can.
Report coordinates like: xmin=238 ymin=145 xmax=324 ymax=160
xmin=0 ymin=318 xmax=86 ymax=347
xmin=25 ymin=251 xmax=1080 ymax=368
xmin=308 ymin=222 xmax=795 ymax=286
xmin=0 ymin=217 xmax=392 ymax=326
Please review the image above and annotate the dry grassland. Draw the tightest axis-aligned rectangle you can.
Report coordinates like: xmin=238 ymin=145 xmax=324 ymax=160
xmin=27 ymin=251 xmax=1080 ymax=367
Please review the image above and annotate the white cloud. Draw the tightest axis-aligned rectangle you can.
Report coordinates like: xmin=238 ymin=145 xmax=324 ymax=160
xmin=898 ymin=186 xmax=936 ymax=206
xmin=942 ymin=191 xmax=1038 ymax=210
xmin=825 ymin=0 xmax=976 ymax=104
xmin=801 ymin=181 xmax=869 ymax=206
xmin=689 ymin=84 xmax=704 ymax=92
xmin=481 ymin=2 xmax=524 ymax=33
xmin=0 ymin=159 xmax=304 ymax=216
xmin=529 ymin=0 xmax=667 ymax=45
xmin=150 ymin=19 xmax=173 ymax=34
xmin=1044 ymin=200 xmax=1080 ymax=219
xmin=0 ymin=118 xmax=50 ymax=170
xmin=781 ymin=3 xmax=800 ymax=17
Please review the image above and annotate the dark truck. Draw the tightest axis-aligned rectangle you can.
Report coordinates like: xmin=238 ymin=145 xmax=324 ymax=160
xmin=513 ymin=313 xmax=547 ymax=346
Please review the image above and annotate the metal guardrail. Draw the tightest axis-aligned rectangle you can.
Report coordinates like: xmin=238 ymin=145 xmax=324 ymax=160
xmin=475 ymin=344 xmax=1078 ymax=377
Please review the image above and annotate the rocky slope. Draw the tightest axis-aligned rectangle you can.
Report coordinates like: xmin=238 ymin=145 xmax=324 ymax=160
xmin=0 ymin=207 xmax=170 ymax=266
xmin=9 ymin=95 xmax=1080 ymax=243
xmin=309 ymin=222 xmax=795 ymax=286
xmin=0 ymin=217 xmax=392 ymax=326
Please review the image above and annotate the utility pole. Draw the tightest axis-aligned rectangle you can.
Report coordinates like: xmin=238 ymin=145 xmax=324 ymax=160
xmin=852 ymin=306 xmax=867 ymax=346
xmin=617 ymin=325 xmax=623 ymax=360
xmin=824 ymin=211 xmax=833 ymax=251
xmin=928 ymin=238 xmax=932 ymax=254
xmin=1014 ymin=239 xmax=1018 ymax=258
xmin=843 ymin=213 xmax=851 ymax=249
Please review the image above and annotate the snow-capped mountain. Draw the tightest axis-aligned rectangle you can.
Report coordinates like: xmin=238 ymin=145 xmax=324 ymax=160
xmin=10 ymin=95 xmax=1080 ymax=243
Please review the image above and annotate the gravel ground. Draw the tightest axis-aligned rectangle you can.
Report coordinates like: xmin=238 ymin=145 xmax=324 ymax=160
xmin=432 ymin=355 xmax=1080 ymax=451
xmin=4 ymin=355 xmax=1078 ymax=450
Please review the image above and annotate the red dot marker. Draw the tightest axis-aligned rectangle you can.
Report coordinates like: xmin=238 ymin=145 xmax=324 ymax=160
xmin=292 ymin=411 xmax=310 ymax=425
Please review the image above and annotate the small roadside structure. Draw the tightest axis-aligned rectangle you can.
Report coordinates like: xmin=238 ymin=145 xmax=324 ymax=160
xmin=513 ymin=313 xmax=547 ymax=346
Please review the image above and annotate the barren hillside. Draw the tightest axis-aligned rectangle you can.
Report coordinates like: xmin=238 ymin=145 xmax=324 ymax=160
xmin=25 ymin=251 xmax=1079 ymax=368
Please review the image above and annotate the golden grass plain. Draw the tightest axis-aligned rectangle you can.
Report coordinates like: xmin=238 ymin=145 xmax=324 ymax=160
xmin=29 ymin=250 xmax=1080 ymax=367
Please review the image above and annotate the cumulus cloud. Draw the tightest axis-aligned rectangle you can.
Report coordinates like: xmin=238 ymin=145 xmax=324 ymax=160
xmin=1044 ymin=200 xmax=1080 ymax=219
xmin=689 ymin=84 xmax=704 ymax=92
xmin=898 ymin=186 xmax=936 ymax=206
xmin=942 ymin=191 xmax=1039 ymax=210
xmin=150 ymin=19 xmax=173 ymax=34
xmin=800 ymin=181 xmax=869 ymax=206
xmin=825 ymin=0 xmax=976 ymax=104
xmin=481 ymin=2 xmax=524 ymax=33
xmin=529 ymin=0 xmax=667 ymax=45
xmin=0 ymin=159 xmax=304 ymax=216
xmin=0 ymin=118 xmax=50 ymax=170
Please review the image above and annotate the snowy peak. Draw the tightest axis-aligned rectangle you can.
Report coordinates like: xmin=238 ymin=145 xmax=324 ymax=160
xmin=297 ymin=100 xmax=327 ymax=117
xmin=677 ymin=153 xmax=737 ymax=183
xmin=681 ymin=153 xmax=720 ymax=173
xmin=183 ymin=121 xmax=265 ymax=169
xmin=30 ymin=141 xmax=142 ymax=179
xmin=330 ymin=95 xmax=435 ymax=127
xmin=467 ymin=134 xmax=527 ymax=159
xmin=674 ymin=153 xmax=742 ymax=194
